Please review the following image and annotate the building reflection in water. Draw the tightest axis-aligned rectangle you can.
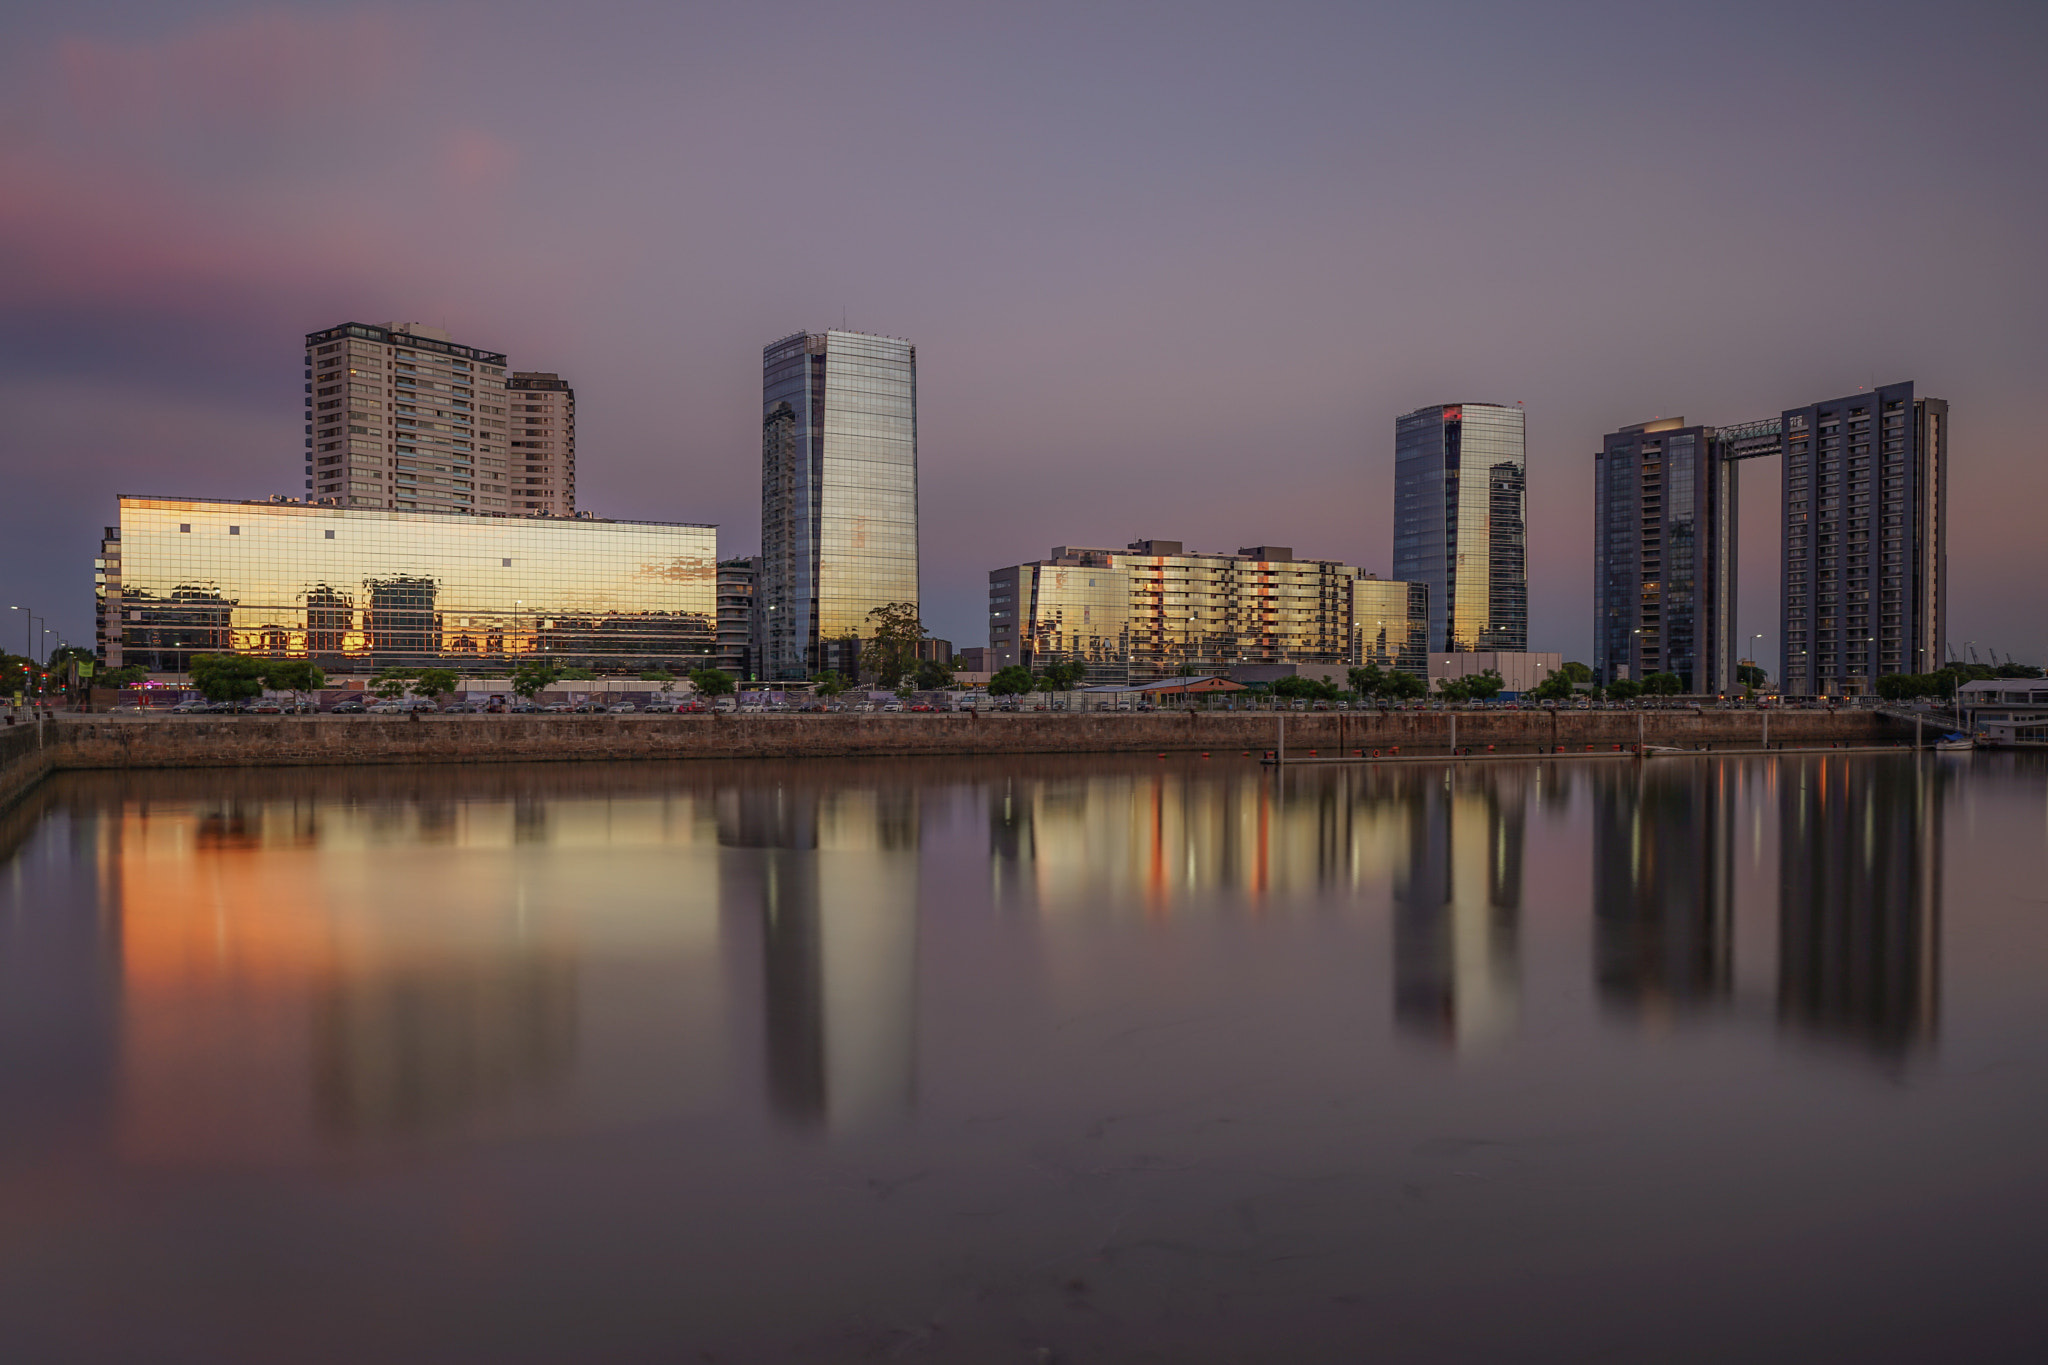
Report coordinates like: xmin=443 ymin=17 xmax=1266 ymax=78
xmin=1777 ymin=756 xmax=1944 ymax=1059
xmin=105 ymin=782 xmax=728 ymax=1162
xmin=988 ymin=761 xmax=1534 ymax=1051
xmin=1392 ymin=767 xmax=1526 ymax=1050
xmin=989 ymin=765 xmax=1426 ymax=913
xmin=722 ymin=785 xmax=919 ymax=1134
xmin=1590 ymin=763 xmax=1734 ymax=1021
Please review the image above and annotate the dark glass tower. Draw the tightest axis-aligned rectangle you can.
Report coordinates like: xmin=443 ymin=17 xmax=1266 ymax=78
xmin=1392 ymin=403 xmax=1527 ymax=654
xmin=1592 ymin=418 xmax=1738 ymax=692
xmin=759 ymin=331 xmax=919 ymax=681
xmin=1780 ymin=383 xmax=1947 ymax=697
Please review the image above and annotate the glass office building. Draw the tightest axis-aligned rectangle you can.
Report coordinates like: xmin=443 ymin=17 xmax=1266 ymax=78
xmin=1780 ymin=383 xmax=1947 ymax=697
xmin=990 ymin=540 xmax=1414 ymax=684
xmin=759 ymin=330 xmax=919 ymax=681
xmin=1393 ymin=403 xmax=1527 ymax=654
xmin=97 ymin=497 xmax=717 ymax=674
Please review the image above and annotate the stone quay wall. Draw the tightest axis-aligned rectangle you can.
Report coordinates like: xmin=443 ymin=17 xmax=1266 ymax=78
xmin=0 ymin=709 xmax=1909 ymax=803
xmin=0 ymin=721 xmax=57 ymax=814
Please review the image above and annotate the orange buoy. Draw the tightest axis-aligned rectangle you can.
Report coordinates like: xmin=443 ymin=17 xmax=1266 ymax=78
xmin=1487 ymin=744 xmax=1495 ymax=752
xmin=1201 ymin=751 xmax=1210 ymax=758
xmin=1372 ymin=748 xmax=1381 ymax=758
xmin=1309 ymin=749 xmax=1317 ymax=757
xmin=1158 ymin=752 xmax=1167 ymax=759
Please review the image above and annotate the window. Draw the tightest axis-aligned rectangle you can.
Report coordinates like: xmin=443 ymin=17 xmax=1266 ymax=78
xmin=502 ymin=558 xmax=512 ymax=567
xmin=229 ymin=526 xmax=240 ymax=535
xmin=179 ymin=524 xmax=190 ymax=533
xmin=324 ymin=530 xmax=335 ymax=539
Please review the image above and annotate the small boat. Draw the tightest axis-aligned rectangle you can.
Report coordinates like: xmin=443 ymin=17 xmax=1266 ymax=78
xmin=1932 ymin=732 xmax=1974 ymax=753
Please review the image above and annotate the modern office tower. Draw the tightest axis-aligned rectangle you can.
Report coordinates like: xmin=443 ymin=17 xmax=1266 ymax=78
xmin=1393 ymin=403 xmax=1528 ymax=654
xmin=990 ymin=540 xmax=1402 ymax=684
xmin=1593 ymin=418 xmax=1739 ymax=691
xmin=504 ymin=372 xmax=577 ymax=516
xmin=1781 ymin=383 xmax=1947 ymax=696
xmin=716 ymin=555 xmax=758 ymax=679
xmin=758 ymin=330 xmax=919 ymax=681
xmin=98 ymin=496 xmax=716 ymax=674
xmin=304 ymin=323 xmax=512 ymax=515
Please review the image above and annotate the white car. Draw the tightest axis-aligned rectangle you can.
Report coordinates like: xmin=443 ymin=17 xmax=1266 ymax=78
xmin=607 ymin=703 xmax=637 ymax=713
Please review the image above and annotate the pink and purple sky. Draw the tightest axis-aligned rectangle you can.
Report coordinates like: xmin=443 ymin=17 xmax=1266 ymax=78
xmin=4 ymin=0 xmax=2044 ymax=665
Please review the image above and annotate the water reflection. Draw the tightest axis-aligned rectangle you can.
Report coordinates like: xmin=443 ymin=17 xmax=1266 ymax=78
xmin=1591 ymin=764 xmax=1735 ymax=1020
xmin=1393 ymin=767 xmax=1527 ymax=1048
xmin=0 ymin=753 xmax=1977 ymax=1170
xmin=1778 ymin=756 xmax=1945 ymax=1059
xmin=720 ymin=784 xmax=920 ymax=1133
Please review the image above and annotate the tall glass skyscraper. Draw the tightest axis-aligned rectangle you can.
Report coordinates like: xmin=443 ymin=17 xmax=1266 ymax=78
xmin=1393 ymin=403 xmax=1527 ymax=653
xmin=759 ymin=331 xmax=919 ymax=680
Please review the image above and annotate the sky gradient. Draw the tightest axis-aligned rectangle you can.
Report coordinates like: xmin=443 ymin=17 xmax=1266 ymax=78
xmin=4 ymin=0 xmax=2045 ymax=666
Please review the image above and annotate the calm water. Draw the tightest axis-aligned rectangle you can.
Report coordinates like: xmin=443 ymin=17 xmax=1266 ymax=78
xmin=3 ymin=752 xmax=2047 ymax=1363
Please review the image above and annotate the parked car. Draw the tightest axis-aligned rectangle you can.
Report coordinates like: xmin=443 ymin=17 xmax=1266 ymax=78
xmin=330 ymin=700 xmax=365 ymax=714
xmin=249 ymin=702 xmax=284 ymax=714
xmin=170 ymin=700 xmax=207 ymax=714
xmin=607 ymin=703 xmax=637 ymax=714
xmin=368 ymin=701 xmax=404 ymax=714
xmin=510 ymin=701 xmax=540 ymax=714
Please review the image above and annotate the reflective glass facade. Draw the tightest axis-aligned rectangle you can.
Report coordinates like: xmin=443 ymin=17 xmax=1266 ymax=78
xmin=992 ymin=541 xmax=1417 ymax=684
xmin=1393 ymin=403 xmax=1527 ymax=653
xmin=1592 ymin=419 xmax=1737 ymax=692
xmin=759 ymin=331 xmax=919 ymax=680
xmin=1354 ymin=576 xmax=1430 ymax=676
xmin=99 ymin=497 xmax=716 ymax=673
xmin=1780 ymin=383 xmax=1946 ymax=697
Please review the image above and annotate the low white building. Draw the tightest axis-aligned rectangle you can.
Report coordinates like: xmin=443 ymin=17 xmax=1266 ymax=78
xmin=1428 ymin=651 xmax=1563 ymax=695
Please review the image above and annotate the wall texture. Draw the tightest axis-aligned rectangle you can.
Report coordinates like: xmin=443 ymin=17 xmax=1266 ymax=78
xmin=1 ymin=709 xmax=1907 ymax=791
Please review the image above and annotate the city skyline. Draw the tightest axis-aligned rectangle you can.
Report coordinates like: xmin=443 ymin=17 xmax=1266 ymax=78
xmin=4 ymin=2 xmax=2044 ymax=667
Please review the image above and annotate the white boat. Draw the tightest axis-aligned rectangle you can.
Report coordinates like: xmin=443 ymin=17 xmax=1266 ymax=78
xmin=1933 ymin=732 xmax=1975 ymax=753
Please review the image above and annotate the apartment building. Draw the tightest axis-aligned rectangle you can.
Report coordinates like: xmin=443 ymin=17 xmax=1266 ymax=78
xmin=505 ymin=371 xmax=577 ymax=516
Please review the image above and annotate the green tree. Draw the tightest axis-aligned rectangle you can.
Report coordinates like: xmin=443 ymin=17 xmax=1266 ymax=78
xmin=913 ymin=659 xmax=955 ymax=691
xmin=414 ymin=668 xmax=460 ymax=704
xmin=1272 ymin=674 xmax=1337 ymax=701
xmin=511 ymin=660 xmax=560 ymax=701
xmin=1526 ymin=669 xmax=1575 ymax=702
xmin=261 ymin=660 xmax=326 ymax=707
xmin=1040 ymin=659 xmax=1087 ymax=691
xmin=1464 ymin=669 xmax=1506 ymax=701
xmin=689 ymin=667 xmax=736 ymax=698
xmin=1349 ymin=663 xmax=1385 ymax=697
xmin=1384 ymin=670 xmax=1428 ymax=701
xmin=1562 ymin=660 xmax=1594 ymax=683
xmin=861 ymin=602 xmax=926 ymax=688
xmin=559 ymin=666 xmax=597 ymax=681
xmin=370 ymin=667 xmax=417 ymax=702
xmin=988 ymin=665 xmax=1036 ymax=697
xmin=1736 ymin=663 xmax=1767 ymax=690
xmin=1606 ymin=677 xmax=1644 ymax=702
xmin=191 ymin=653 xmax=266 ymax=705
xmin=1642 ymin=671 xmax=1684 ymax=696
xmin=811 ymin=669 xmax=848 ymax=698
xmin=100 ymin=664 xmax=151 ymax=688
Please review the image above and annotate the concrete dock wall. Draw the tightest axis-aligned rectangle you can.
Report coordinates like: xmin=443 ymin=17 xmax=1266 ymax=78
xmin=2 ymin=709 xmax=1905 ymax=791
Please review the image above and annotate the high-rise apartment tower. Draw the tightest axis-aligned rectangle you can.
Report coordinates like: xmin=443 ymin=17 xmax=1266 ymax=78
xmin=505 ymin=372 xmax=577 ymax=516
xmin=304 ymin=322 xmax=512 ymax=515
xmin=1393 ymin=403 xmax=1528 ymax=653
xmin=759 ymin=330 xmax=919 ymax=680
xmin=1781 ymin=382 xmax=1946 ymax=696
xmin=1593 ymin=418 xmax=1739 ymax=692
